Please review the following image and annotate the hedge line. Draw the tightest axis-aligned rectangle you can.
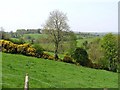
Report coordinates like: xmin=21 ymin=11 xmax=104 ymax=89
xmin=0 ymin=40 xmax=55 ymax=60
xmin=0 ymin=40 xmax=106 ymax=70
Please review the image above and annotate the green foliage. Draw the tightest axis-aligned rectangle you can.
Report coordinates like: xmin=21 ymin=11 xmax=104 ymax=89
xmin=77 ymin=37 xmax=95 ymax=47
xmin=101 ymin=33 xmax=118 ymax=72
xmin=32 ymin=44 xmax=44 ymax=57
xmin=68 ymin=31 xmax=77 ymax=55
xmin=9 ymin=38 xmax=25 ymax=44
xmin=98 ymin=58 xmax=109 ymax=70
xmin=82 ymin=40 xmax=89 ymax=50
xmin=88 ymin=38 xmax=103 ymax=63
xmin=72 ymin=47 xmax=89 ymax=66
xmin=0 ymin=27 xmax=11 ymax=40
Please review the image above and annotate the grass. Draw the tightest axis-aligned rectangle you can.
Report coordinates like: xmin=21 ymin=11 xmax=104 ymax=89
xmin=23 ymin=34 xmax=48 ymax=39
xmin=22 ymin=34 xmax=100 ymax=54
xmin=2 ymin=52 xmax=118 ymax=88
xmin=77 ymin=37 xmax=96 ymax=47
xmin=23 ymin=33 xmax=96 ymax=49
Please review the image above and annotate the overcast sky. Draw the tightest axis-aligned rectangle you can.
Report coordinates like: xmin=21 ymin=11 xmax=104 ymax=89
xmin=0 ymin=0 xmax=119 ymax=32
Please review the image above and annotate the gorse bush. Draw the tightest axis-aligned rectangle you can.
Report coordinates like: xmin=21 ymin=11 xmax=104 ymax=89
xmin=0 ymin=40 xmax=17 ymax=53
xmin=26 ymin=47 xmax=36 ymax=56
xmin=0 ymin=40 xmax=35 ymax=56
xmin=0 ymin=40 xmax=55 ymax=60
xmin=48 ymin=55 xmax=54 ymax=60
xmin=42 ymin=52 xmax=50 ymax=59
xmin=63 ymin=55 xmax=74 ymax=64
xmin=17 ymin=44 xmax=30 ymax=55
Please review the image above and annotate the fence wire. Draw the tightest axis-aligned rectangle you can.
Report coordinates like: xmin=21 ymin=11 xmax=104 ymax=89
xmin=2 ymin=73 xmax=58 ymax=88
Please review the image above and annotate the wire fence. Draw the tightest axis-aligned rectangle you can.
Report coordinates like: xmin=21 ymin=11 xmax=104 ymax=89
xmin=2 ymin=73 xmax=58 ymax=88
xmin=2 ymin=73 xmax=109 ymax=90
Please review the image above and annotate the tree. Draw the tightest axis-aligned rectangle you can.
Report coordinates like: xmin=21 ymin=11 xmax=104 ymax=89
xmin=68 ymin=31 xmax=77 ymax=55
xmin=0 ymin=27 xmax=10 ymax=40
xmin=72 ymin=47 xmax=89 ymax=66
xmin=88 ymin=38 xmax=103 ymax=63
xmin=101 ymin=33 xmax=118 ymax=72
xmin=43 ymin=10 xmax=69 ymax=60
xmin=82 ymin=40 xmax=88 ymax=50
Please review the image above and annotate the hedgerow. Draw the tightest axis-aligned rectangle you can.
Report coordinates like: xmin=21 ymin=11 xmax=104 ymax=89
xmin=0 ymin=40 xmax=54 ymax=60
xmin=0 ymin=40 xmax=36 ymax=56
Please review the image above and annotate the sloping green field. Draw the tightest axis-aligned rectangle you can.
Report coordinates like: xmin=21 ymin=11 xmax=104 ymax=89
xmin=1 ymin=53 xmax=118 ymax=88
xmin=23 ymin=34 xmax=48 ymax=39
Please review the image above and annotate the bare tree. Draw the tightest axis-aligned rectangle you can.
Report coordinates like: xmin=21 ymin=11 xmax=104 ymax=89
xmin=43 ymin=10 xmax=70 ymax=60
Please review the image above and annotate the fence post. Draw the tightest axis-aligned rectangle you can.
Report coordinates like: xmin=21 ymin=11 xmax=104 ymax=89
xmin=104 ymin=88 xmax=108 ymax=90
xmin=24 ymin=73 xmax=29 ymax=90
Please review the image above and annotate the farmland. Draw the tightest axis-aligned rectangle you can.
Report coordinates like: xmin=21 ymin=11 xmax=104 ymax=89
xmin=2 ymin=53 xmax=118 ymax=88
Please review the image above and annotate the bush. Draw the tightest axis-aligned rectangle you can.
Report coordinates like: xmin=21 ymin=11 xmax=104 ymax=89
xmin=48 ymin=55 xmax=54 ymax=60
xmin=0 ymin=40 xmax=35 ymax=56
xmin=72 ymin=47 xmax=89 ymax=66
xmin=26 ymin=47 xmax=36 ymax=56
xmin=0 ymin=40 xmax=55 ymax=61
xmin=63 ymin=55 xmax=74 ymax=64
xmin=86 ymin=59 xmax=93 ymax=68
xmin=92 ymin=63 xmax=102 ymax=69
xmin=32 ymin=44 xmax=44 ymax=57
xmin=42 ymin=52 xmax=50 ymax=59
xmin=98 ymin=58 xmax=109 ymax=70
xmin=0 ymin=40 xmax=17 ymax=53
xmin=17 ymin=44 xmax=30 ymax=55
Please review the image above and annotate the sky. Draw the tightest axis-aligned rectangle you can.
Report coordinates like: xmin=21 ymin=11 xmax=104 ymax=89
xmin=0 ymin=0 xmax=119 ymax=32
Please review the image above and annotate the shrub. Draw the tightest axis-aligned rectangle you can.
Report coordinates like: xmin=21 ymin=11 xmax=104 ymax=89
xmin=26 ymin=47 xmax=36 ymax=56
xmin=63 ymin=55 xmax=74 ymax=64
xmin=17 ymin=44 xmax=30 ymax=55
xmin=0 ymin=40 xmax=17 ymax=53
xmin=86 ymin=59 xmax=93 ymax=68
xmin=0 ymin=40 xmax=35 ymax=56
xmin=72 ymin=47 xmax=89 ymax=66
xmin=98 ymin=58 xmax=109 ymax=70
xmin=42 ymin=52 xmax=50 ymax=59
xmin=48 ymin=55 xmax=54 ymax=60
xmin=57 ymin=58 xmax=63 ymax=62
xmin=41 ymin=52 xmax=55 ymax=60
xmin=0 ymin=40 xmax=55 ymax=61
xmin=32 ymin=44 xmax=44 ymax=57
xmin=92 ymin=63 xmax=102 ymax=69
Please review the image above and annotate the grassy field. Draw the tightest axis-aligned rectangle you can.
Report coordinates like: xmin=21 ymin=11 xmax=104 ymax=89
xmin=22 ymin=33 xmax=99 ymax=54
xmin=23 ymin=34 xmax=48 ymax=39
xmin=2 ymin=53 xmax=118 ymax=88
xmin=77 ymin=37 xmax=97 ymax=47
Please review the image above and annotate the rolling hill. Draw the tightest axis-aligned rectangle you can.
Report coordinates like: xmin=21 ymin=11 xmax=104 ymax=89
xmin=2 ymin=53 xmax=118 ymax=88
